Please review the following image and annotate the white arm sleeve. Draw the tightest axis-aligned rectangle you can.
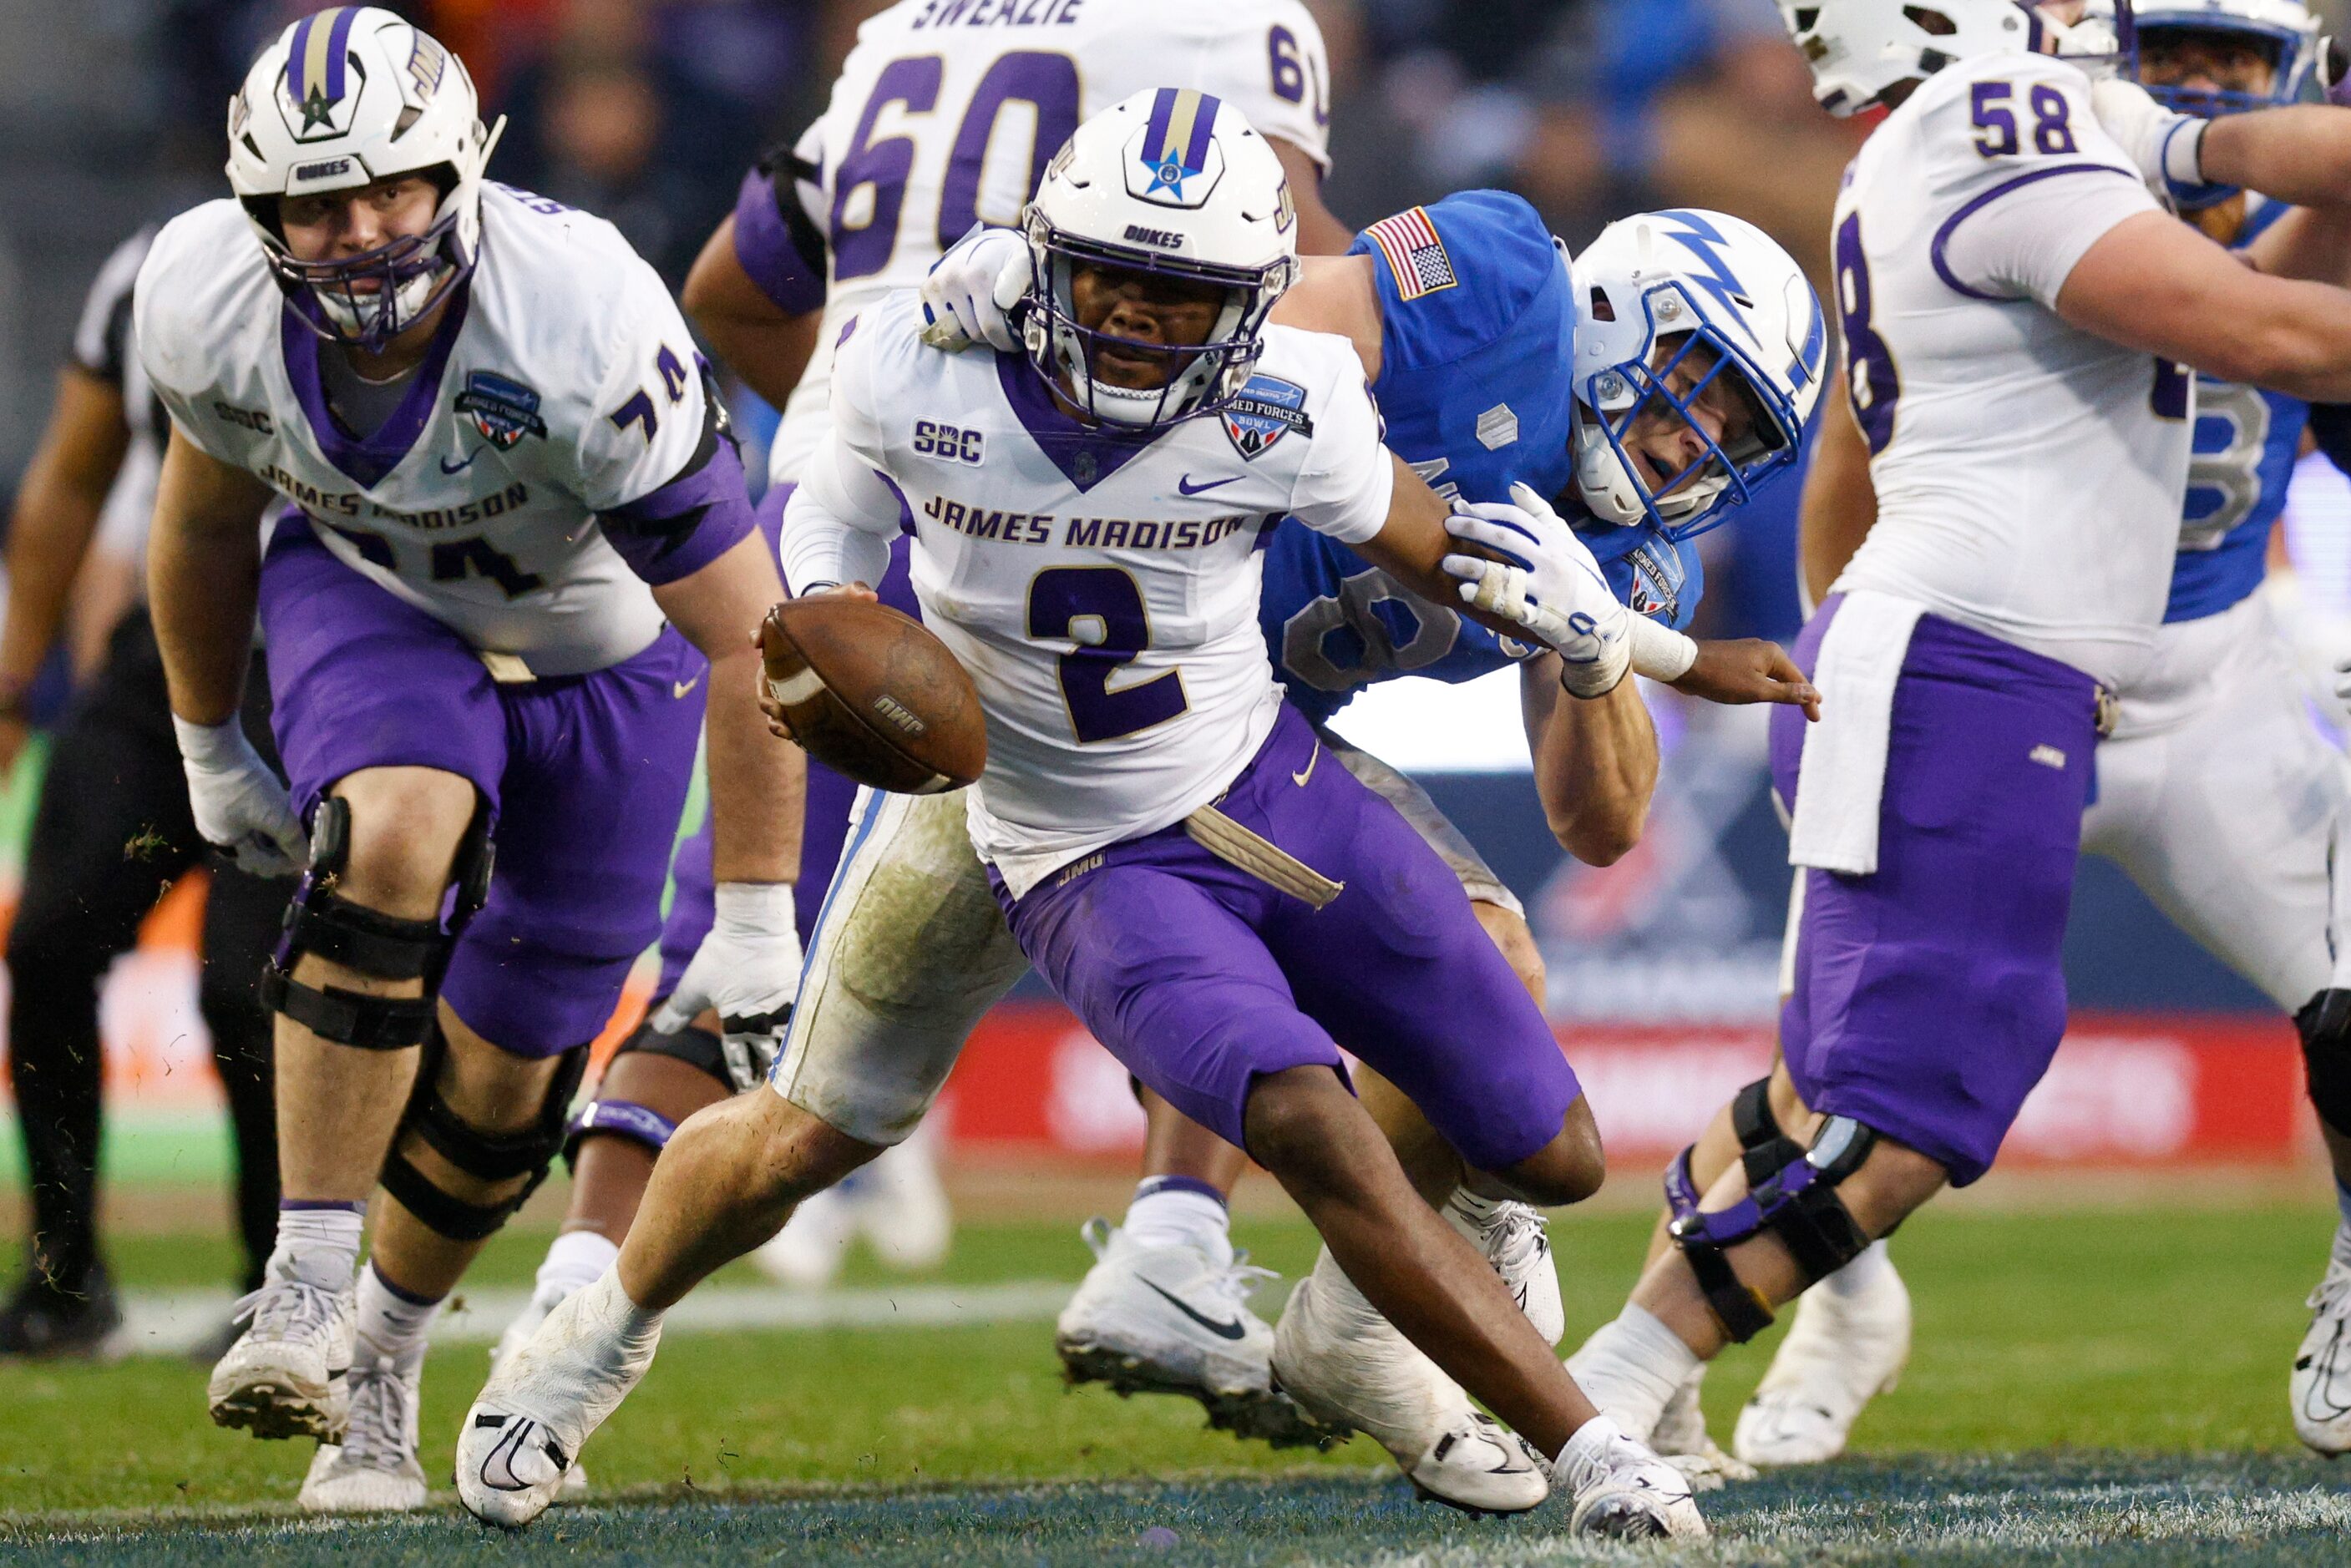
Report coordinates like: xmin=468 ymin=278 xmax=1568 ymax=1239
xmin=1288 ymin=367 xmax=1395 ymax=544
xmin=1931 ymin=67 xmax=2161 ymax=306
xmin=779 ymin=311 xmax=903 ymax=594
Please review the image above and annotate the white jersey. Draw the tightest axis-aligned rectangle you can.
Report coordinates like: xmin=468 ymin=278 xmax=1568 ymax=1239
xmin=72 ymin=226 xmax=166 ymax=571
xmin=1829 ymin=51 xmax=2183 ymax=689
xmin=790 ymin=291 xmax=1391 ymax=897
xmin=768 ymin=0 xmax=1332 ymax=486
xmin=139 ymin=185 xmax=734 ymax=677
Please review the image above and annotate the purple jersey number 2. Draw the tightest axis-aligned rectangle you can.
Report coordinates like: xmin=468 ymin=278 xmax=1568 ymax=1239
xmin=1028 ymin=567 xmax=1188 ymax=743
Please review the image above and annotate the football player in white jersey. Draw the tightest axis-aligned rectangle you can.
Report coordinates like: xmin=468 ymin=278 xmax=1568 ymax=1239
xmin=1564 ymin=0 xmax=2351 ymax=1454
xmin=458 ymin=90 xmax=1826 ymax=1537
xmin=496 ymin=0 xmax=1351 ymax=1458
xmin=136 ymin=9 xmax=801 ymax=1512
xmin=1650 ymin=0 xmax=2351 ymax=1471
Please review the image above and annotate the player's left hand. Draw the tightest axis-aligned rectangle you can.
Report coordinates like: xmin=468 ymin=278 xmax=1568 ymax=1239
xmin=652 ymin=882 xmax=803 ymax=1091
xmin=919 ymin=227 xmax=1029 ymax=353
xmin=1444 ymin=483 xmax=1634 ymax=697
xmin=1669 ymin=638 xmax=1821 ymax=720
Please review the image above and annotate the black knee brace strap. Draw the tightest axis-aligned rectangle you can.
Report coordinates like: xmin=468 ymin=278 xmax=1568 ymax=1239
xmin=611 ymin=1016 xmax=730 ymax=1085
xmin=2299 ymin=989 xmax=2351 ymax=1140
xmin=259 ymin=797 xmax=494 ymax=1050
xmin=1660 ymin=1075 xmax=1801 ymax=1242
xmin=380 ymin=1038 xmax=590 ymax=1242
xmin=1667 ymin=1115 xmax=1879 ymax=1344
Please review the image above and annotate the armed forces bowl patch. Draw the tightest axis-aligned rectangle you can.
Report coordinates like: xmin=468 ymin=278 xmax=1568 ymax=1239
xmin=454 ymin=372 xmax=548 ymax=450
xmin=1624 ymin=538 xmax=1687 ymax=623
xmin=1365 ymin=207 xmax=1457 ymax=301
xmin=1223 ymin=375 xmax=1314 ymax=460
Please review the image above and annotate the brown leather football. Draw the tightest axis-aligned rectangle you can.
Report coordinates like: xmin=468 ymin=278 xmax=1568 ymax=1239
xmin=758 ymin=597 xmax=986 ymax=795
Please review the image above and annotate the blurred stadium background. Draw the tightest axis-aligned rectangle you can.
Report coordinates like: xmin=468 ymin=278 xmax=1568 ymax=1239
xmin=6 ymin=0 xmax=2351 ymax=1542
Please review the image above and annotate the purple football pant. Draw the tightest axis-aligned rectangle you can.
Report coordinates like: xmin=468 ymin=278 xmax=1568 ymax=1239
xmin=260 ymin=522 xmax=705 ymax=1057
xmin=1769 ymin=595 xmax=2101 ymax=1186
xmin=654 ymin=487 xmax=922 ymax=995
xmin=994 ymin=703 xmax=1580 ymax=1174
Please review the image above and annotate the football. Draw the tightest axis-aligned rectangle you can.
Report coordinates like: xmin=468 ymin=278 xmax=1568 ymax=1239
xmin=758 ymin=596 xmax=987 ymax=795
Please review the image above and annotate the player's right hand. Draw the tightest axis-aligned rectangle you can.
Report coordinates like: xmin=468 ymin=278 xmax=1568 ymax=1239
xmin=757 ymin=584 xmax=877 ymax=742
xmin=1444 ymin=483 xmax=1634 ymax=697
xmin=172 ymin=715 xmax=307 ymax=876
xmin=1669 ymin=639 xmax=1821 ymax=720
xmin=918 ymin=226 xmax=1029 ymax=353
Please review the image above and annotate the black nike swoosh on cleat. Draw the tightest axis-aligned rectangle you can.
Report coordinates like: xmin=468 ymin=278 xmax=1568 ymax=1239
xmin=1140 ymin=1280 xmax=1248 ymax=1340
xmin=479 ymin=1420 xmax=539 ymax=1490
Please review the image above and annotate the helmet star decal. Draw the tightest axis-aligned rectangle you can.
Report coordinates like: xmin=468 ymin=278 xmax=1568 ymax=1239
xmin=1137 ymin=88 xmax=1222 ymax=205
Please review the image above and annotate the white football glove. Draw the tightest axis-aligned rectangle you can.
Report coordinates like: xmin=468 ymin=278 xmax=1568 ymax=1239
xmin=2089 ymin=78 xmax=2220 ymax=205
xmin=1445 ymin=483 xmax=1635 ymax=697
xmin=651 ymin=881 xmax=803 ymax=1092
xmin=173 ymin=716 xmax=305 ymax=878
xmin=918 ymin=226 xmax=1030 ymax=353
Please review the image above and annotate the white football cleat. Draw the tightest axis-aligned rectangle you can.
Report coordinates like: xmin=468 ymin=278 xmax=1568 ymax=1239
xmin=2292 ymin=1223 xmax=2351 ymax=1455
xmin=851 ymin=1128 xmax=953 ymax=1272
xmin=1057 ymin=1218 xmax=1330 ymax=1449
xmin=1272 ymin=1247 xmax=1548 ymax=1513
xmin=1734 ymin=1244 xmax=1911 ymax=1466
xmin=299 ymin=1353 xmax=427 ymax=1512
xmin=489 ymin=1282 xmax=590 ymax=1501
xmin=1649 ymin=1367 xmax=1756 ymax=1491
xmin=1445 ymin=1191 xmax=1564 ymax=1346
xmin=754 ymin=1186 xmax=857 ymax=1289
xmin=457 ymin=1272 xmax=661 ymax=1530
xmin=1554 ymin=1414 xmax=1708 ymax=1540
xmin=208 ymin=1273 xmax=355 ymax=1441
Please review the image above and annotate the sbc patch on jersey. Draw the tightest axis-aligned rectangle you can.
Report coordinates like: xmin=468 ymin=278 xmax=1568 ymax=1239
xmin=1365 ymin=207 xmax=1457 ymax=301
xmin=454 ymin=372 xmax=548 ymax=450
xmin=1224 ymin=375 xmax=1313 ymax=460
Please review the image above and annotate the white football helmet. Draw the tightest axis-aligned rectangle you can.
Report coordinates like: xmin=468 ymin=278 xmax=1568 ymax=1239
xmin=1570 ymin=210 xmax=1826 ymax=538
xmin=1020 ymin=89 xmax=1300 ymax=429
xmin=1781 ymin=0 xmax=2090 ymax=116
xmin=226 ymin=7 xmax=502 ymax=351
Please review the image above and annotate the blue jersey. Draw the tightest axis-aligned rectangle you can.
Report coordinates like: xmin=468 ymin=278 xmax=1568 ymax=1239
xmin=2166 ymin=200 xmax=2308 ymax=624
xmin=1259 ymin=191 xmax=1704 ymax=727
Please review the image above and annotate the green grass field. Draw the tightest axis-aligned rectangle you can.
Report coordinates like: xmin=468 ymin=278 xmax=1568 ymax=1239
xmin=2 ymin=1197 xmax=2346 ymax=1562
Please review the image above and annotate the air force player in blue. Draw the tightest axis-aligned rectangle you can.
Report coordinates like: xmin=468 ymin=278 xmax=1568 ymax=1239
xmin=922 ymin=189 xmax=1825 ymax=1486
xmin=1706 ymin=0 xmax=2351 ymax=1469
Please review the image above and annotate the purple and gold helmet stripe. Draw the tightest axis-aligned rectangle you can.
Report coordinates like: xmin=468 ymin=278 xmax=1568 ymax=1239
xmin=1141 ymin=88 xmax=1222 ymax=176
xmin=288 ymin=7 xmax=361 ymax=109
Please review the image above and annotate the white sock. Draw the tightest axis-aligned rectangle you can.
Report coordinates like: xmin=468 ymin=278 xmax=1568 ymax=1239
xmin=581 ymin=1267 xmax=664 ymax=1346
xmin=355 ymin=1260 xmax=443 ymax=1369
xmin=1818 ymin=1238 xmax=1893 ymax=1301
xmin=1122 ymin=1181 xmax=1233 ymax=1267
xmin=268 ymin=1202 xmax=365 ymax=1293
xmin=1570 ymin=1303 xmax=1703 ymax=1441
xmin=537 ymin=1230 xmax=621 ymax=1307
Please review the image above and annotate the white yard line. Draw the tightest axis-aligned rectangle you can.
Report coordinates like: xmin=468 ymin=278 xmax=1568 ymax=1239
xmin=107 ymin=1280 xmax=1073 ymax=1358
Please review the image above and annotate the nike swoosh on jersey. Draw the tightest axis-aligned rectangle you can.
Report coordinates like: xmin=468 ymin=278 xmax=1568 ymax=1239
xmin=673 ymin=672 xmax=703 ymax=699
xmin=440 ymin=449 xmax=487 ymax=474
xmin=1140 ymin=1279 xmax=1247 ymax=1340
xmin=1177 ymin=474 xmax=1240 ymax=496
xmin=1291 ymin=740 xmax=1320 ymax=787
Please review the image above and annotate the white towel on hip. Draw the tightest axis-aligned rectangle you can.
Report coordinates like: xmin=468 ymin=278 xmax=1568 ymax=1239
xmin=1787 ymin=589 xmax=1928 ymax=877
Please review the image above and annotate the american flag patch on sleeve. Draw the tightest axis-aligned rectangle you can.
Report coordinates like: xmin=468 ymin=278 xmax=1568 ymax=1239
xmin=1365 ymin=207 xmax=1457 ymax=301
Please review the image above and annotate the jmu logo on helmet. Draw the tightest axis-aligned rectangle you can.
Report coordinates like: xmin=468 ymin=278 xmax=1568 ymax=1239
xmin=281 ymin=7 xmax=369 ymax=142
xmin=1134 ymin=88 xmax=1223 ymax=207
